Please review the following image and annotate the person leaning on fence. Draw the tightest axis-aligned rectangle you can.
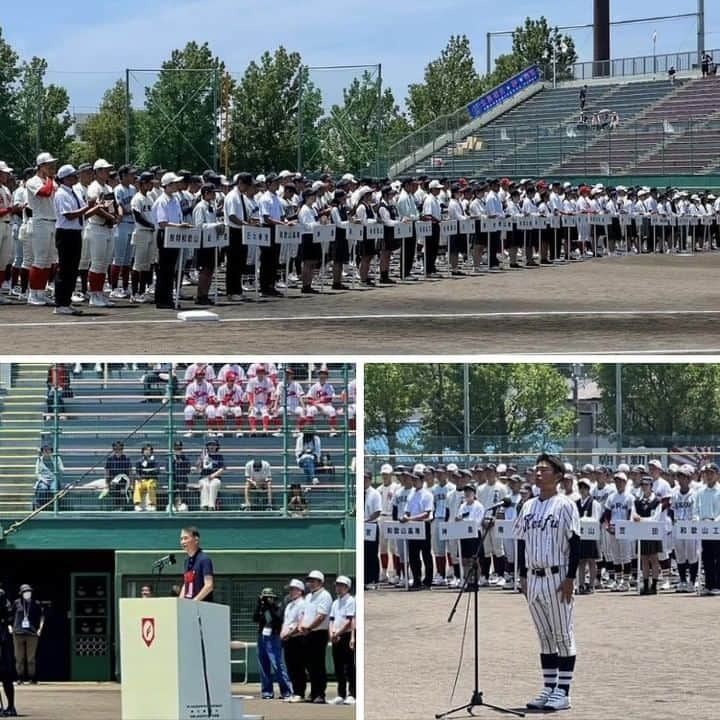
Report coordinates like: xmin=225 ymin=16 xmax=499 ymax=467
xmin=33 ymin=444 xmax=63 ymax=510
xmin=12 ymin=584 xmax=44 ymax=685
xmin=253 ymin=587 xmax=293 ymax=700
xmin=280 ymin=578 xmax=307 ymax=703
xmin=328 ymin=576 xmax=356 ymax=706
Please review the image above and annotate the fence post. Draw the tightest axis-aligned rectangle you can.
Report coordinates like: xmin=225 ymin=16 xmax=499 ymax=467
xmin=53 ymin=365 xmax=60 ymax=516
xmin=166 ymin=368 xmax=175 ymax=515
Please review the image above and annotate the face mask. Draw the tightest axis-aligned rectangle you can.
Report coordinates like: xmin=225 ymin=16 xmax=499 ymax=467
xmin=22 ymin=592 xmax=32 ymax=601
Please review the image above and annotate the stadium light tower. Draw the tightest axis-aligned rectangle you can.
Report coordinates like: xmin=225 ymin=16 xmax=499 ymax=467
xmin=593 ymin=0 xmax=610 ymax=77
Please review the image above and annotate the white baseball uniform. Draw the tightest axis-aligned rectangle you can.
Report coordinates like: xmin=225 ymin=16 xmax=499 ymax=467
xmin=184 ymin=379 xmax=217 ymax=424
xmin=273 ymin=380 xmax=306 ymax=420
xmin=0 ymin=183 xmax=13 ymax=271
xmin=114 ymin=182 xmax=136 ymax=267
xmin=604 ymin=490 xmax=634 ymax=565
xmin=86 ymin=180 xmax=115 ymax=275
xmin=431 ymin=481 xmax=456 ymax=555
xmin=306 ymin=381 xmax=337 ymax=420
xmin=477 ymin=481 xmax=509 ymax=557
xmin=215 ymin=383 xmax=244 ymax=425
xmin=246 ymin=376 xmax=274 ymax=418
xmin=378 ymin=480 xmax=400 ymax=556
xmin=25 ymin=174 xmax=56 ymax=271
xmin=130 ymin=190 xmax=155 ymax=272
xmin=671 ymin=487 xmax=699 ymax=564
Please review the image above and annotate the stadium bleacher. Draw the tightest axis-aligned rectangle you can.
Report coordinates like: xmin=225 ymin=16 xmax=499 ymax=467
xmin=0 ymin=363 xmax=355 ymax=517
xmin=404 ymin=73 xmax=720 ymax=180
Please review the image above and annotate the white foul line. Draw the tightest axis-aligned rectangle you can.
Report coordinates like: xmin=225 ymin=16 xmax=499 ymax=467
xmin=2 ymin=308 xmax=720 ymax=330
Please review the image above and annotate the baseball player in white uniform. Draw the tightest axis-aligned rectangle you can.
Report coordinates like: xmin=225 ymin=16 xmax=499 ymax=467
xmin=670 ymin=467 xmax=699 ymax=592
xmin=25 ymin=152 xmax=58 ymax=305
xmin=217 ymin=363 xmax=246 ymax=386
xmin=111 ymin=165 xmax=136 ymax=298
xmin=648 ymin=459 xmax=673 ymax=590
xmin=601 ymin=472 xmax=635 ymax=591
xmin=184 ymin=363 xmax=216 ymax=385
xmin=590 ymin=467 xmax=615 ymax=588
xmin=272 ymin=367 xmax=306 ymax=436
xmin=246 ymin=365 xmax=274 ymax=435
xmin=183 ymin=367 xmax=217 ymax=435
xmin=306 ymin=369 xmax=338 ymax=436
xmin=377 ymin=464 xmax=400 ymax=583
xmin=215 ymin=371 xmax=244 ymax=437
xmin=515 ymin=454 xmax=580 ymax=712
xmin=129 ymin=171 xmax=156 ymax=302
xmin=430 ymin=466 xmax=456 ymax=585
xmin=476 ymin=472 xmax=509 ymax=587
xmin=390 ymin=468 xmax=414 ymax=585
xmin=0 ymin=161 xmax=14 ymax=303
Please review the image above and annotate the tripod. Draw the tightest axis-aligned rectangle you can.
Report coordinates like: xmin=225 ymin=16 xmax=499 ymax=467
xmin=435 ymin=519 xmax=525 ymax=719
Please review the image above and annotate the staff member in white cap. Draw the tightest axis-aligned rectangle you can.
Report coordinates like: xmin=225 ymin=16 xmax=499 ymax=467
xmin=421 ymin=179 xmax=443 ymax=276
xmin=25 ymin=152 xmax=58 ymax=305
xmin=364 ymin=470 xmax=381 ymax=589
xmin=299 ymin=570 xmax=332 ymax=704
xmin=85 ymin=159 xmax=119 ymax=307
xmin=53 ymin=165 xmax=88 ymax=315
xmin=153 ymin=172 xmax=190 ymax=309
xmin=328 ymin=576 xmax=355 ymax=706
xmin=281 ymin=578 xmax=307 ymax=703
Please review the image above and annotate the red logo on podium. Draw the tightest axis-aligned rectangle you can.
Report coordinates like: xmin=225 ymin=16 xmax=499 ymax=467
xmin=141 ymin=618 xmax=155 ymax=647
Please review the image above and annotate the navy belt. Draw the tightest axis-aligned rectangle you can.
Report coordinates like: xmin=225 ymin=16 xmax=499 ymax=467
xmin=531 ymin=566 xmax=560 ymax=577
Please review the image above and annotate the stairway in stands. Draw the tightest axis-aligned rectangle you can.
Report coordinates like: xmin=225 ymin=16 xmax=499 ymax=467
xmin=0 ymin=365 xmax=47 ymax=514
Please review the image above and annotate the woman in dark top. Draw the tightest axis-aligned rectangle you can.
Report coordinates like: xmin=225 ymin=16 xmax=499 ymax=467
xmin=0 ymin=587 xmax=18 ymax=716
xmin=634 ymin=477 xmax=662 ymax=595
xmin=575 ymin=479 xmax=599 ymax=594
xmin=170 ymin=440 xmax=191 ymax=509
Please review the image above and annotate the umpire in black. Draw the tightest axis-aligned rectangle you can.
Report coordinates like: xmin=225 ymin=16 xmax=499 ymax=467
xmin=401 ymin=469 xmax=434 ymax=590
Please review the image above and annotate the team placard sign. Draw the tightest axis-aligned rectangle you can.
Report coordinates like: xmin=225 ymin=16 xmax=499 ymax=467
xmin=164 ymin=227 xmax=201 ymax=249
xmin=498 ymin=217 xmax=514 ymax=232
xmin=365 ymin=223 xmax=384 ymax=241
xmin=277 ymin=226 xmax=302 ymax=246
xmin=674 ymin=521 xmax=720 ymax=539
xmin=459 ymin=219 xmax=476 ymax=235
xmin=242 ymin=226 xmax=271 ymax=247
xmin=618 ymin=215 xmax=633 ymax=227
xmin=200 ymin=226 xmax=229 ymax=249
xmin=440 ymin=219 xmax=458 ymax=238
xmin=580 ymin=518 xmax=600 ymax=538
xmin=415 ymin=221 xmax=432 ymax=238
xmin=515 ymin=217 xmax=535 ymax=231
xmin=562 ymin=216 xmax=578 ymax=228
xmin=364 ymin=523 xmax=378 ymax=541
xmin=437 ymin=521 xmax=479 ymax=540
xmin=548 ymin=215 xmax=561 ymax=229
xmin=313 ymin=225 xmax=336 ymax=244
xmin=493 ymin=519 xmax=516 ymax=538
xmin=394 ymin=222 xmax=414 ymax=239
xmin=614 ymin=520 xmax=665 ymax=541
xmin=380 ymin=521 xmax=427 ymax=539
xmin=701 ymin=215 xmax=714 ymax=226
xmin=481 ymin=217 xmax=500 ymax=233
xmin=650 ymin=215 xmax=669 ymax=227
xmin=588 ymin=214 xmax=609 ymax=226
xmin=345 ymin=222 xmax=364 ymax=242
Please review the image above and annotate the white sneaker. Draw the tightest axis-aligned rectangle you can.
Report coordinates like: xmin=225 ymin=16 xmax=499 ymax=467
xmin=71 ymin=291 xmax=87 ymax=303
xmin=660 ymin=579 xmax=671 ymax=591
xmin=9 ymin=286 xmax=23 ymax=298
xmin=526 ymin=687 xmax=553 ymax=710
xmin=544 ymin=688 xmax=571 ymax=711
xmin=379 ymin=571 xmax=388 ymax=583
xmin=329 ymin=430 xmax=338 ymax=437
xmin=432 ymin=574 xmax=445 ymax=586
xmin=28 ymin=290 xmax=50 ymax=306
xmin=477 ymin=577 xmax=489 ymax=587
xmin=183 ymin=430 xmax=194 ymax=437
xmin=227 ymin=294 xmax=244 ymax=302
xmin=616 ymin=580 xmax=629 ymax=592
xmin=288 ymin=695 xmax=303 ymax=703
xmin=89 ymin=292 xmax=112 ymax=307
xmin=585 ymin=250 xmax=594 ymax=257
xmin=344 ymin=696 xmax=356 ymax=705
xmin=109 ymin=287 xmax=126 ymax=298
xmin=54 ymin=306 xmax=81 ymax=316
xmin=607 ymin=580 xmax=618 ymax=591
xmin=488 ymin=574 xmax=499 ymax=586
xmin=329 ymin=697 xmax=345 ymax=705
xmin=495 ymin=577 xmax=506 ymax=588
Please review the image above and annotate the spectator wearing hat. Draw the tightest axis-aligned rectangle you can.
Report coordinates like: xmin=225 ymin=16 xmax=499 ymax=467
xmin=281 ymin=579 xmax=307 ymax=703
xmin=12 ymin=584 xmax=44 ymax=685
xmin=300 ymin=570 xmax=332 ymax=703
xmin=196 ymin=439 xmax=224 ymax=511
xmin=34 ymin=444 xmax=63 ymax=510
xmin=25 ymin=152 xmax=58 ymax=306
xmin=223 ymin=172 xmax=254 ymax=301
xmin=192 ymin=183 xmax=225 ymax=305
xmin=129 ymin=172 xmax=156 ymax=302
xmin=110 ymin=165 xmax=136 ymax=299
xmin=52 ymin=165 xmax=88 ymax=315
xmin=297 ymin=189 xmax=322 ymax=293
xmin=696 ymin=464 xmax=720 ymax=594
xmin=152 ymin=172 xmax=190 ymax=309
xmin=421 ymin=180 xmax=443 ymax=276
xmin=328 ymin=576 xmax=355 ymax=705
xmin=364 ymin=471 xmax=381 ymax=589
xmin=253 ymin=587 xmax=292 ymax=700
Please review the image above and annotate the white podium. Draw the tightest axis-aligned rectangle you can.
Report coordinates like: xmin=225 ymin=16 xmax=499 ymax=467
xmin=120 ymin=598 xmax=247 ymax=720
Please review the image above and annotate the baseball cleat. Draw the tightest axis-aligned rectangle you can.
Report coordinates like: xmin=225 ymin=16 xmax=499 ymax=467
xmin=544 ymin=689 xmax=571 ymax=711
xmin=526 ymin=687 xmax=553 ymax=709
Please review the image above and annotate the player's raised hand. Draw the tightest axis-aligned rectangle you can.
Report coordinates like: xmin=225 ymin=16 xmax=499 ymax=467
xmin=558 ymin=578 xmax=574 ymax=603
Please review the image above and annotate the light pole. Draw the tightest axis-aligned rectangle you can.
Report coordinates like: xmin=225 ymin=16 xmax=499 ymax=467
xmin=546 ymin=40 xmax=569 ymax=89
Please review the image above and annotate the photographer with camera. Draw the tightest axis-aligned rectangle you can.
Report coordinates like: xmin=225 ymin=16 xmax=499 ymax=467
xmin=252 ymin=588 xmax=293 ymax=701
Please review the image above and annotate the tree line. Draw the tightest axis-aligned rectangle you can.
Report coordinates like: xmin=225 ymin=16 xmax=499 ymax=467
xmin=0 ymin=18 xmax=577 ymax=174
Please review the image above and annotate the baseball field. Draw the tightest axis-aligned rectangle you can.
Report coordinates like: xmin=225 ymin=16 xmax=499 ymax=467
xmin=365 ymin=585 xmax=716 ymax=720
xmin=2 ymin=253 xmax=720 ymax=354
xmin=11 ymin=682 xmax=354 ymax=720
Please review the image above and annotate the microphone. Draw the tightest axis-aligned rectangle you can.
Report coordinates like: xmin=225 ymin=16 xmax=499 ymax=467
xmin=485 ymin=497 xmax=513 ymax=513
xmin=152 ymin=553 xmax=177 ymax=569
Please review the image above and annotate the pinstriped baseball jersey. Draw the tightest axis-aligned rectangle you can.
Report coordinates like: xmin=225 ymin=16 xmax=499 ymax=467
xmin=671 ymin=488 xmax=698 ymax=521
xmin=379 ymin=482 xmax=399 ymax=516
xmin=514 ymin=494 xmax=580 ymax=568
xmin=590 ymin=482 xmax=615 ymax=507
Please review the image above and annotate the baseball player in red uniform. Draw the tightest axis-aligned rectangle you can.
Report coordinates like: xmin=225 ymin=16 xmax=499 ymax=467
xmin=515 ymin=454 xmax=580 ymax=712
xmin=184 ymin=367 xmax=217 ymax=436
xmin=271 ymin=367 xmax=307 ymax=435
xmin=246 ymin=365 xmax=274 ymax=435
xmin=215 ymin=371 xmax=244 ymax=437
xmin=306 ymin=369 xmax=338 ymax=436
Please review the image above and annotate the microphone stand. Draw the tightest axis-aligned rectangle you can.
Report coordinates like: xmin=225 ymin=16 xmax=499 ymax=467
xmin=435 ymin=517 xmax=525 ymax=719
xmin=151 ymin=557 xmax=174 ymax=597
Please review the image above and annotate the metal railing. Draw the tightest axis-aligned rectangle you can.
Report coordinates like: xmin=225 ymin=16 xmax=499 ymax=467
xmin=2 ymin=363 xmax=355 ymax=516
xmin=557 ymin=48 xmax=720 ymax=82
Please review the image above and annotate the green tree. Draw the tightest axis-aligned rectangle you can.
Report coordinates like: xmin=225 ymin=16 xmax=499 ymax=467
xmin=13 ymin=57 xmax=72 ymax=164
xmin=228 ymin=47 xmax=322 ymax=173
xmin=406 ymin=35 xmax=486 ymax=128
xmin=490 ymin=17 xmax=577 ymax=86
xmin=317 ymin=70 xmax=410 ymax=174
xmin=136 ymin=41 xmax=223 ymax=171
xmin=592 ymin=364 xmax=720 ymax=444
xmin=0 ymin=28 xmax=22 ymax=167
xmin=80 ymin=79 xmax=134 ymax=167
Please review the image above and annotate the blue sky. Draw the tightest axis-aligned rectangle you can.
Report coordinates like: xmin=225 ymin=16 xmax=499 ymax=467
xmin=2 ymin=0 xmax=719 ymax=114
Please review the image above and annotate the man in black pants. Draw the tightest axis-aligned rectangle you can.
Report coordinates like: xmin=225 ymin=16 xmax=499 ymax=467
xmin=401 ymin=470 xmax=434 ymax=589
xmin=300 ymin=570 xmax=332 ymax=704
xmin=222 ymin=172 xmax=254 ymax=301
xmin=364 ymin=471 xmax=381 ymax=589
xmin=421 ymin=180 xmax=444 ymax=277
xmin=258 ymin=173 xmax=287 ymax=296
xmin=53 ymin=165 xmax=88 ymax=315
xmin=154 ymin=172 xmax=190 ymax=309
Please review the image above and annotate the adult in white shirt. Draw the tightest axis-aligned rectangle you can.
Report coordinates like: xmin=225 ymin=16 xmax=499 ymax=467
xmin=53 ymin=165 xmax=88 ymax=315
xmin=484 ymin=178 xmax=504 ymax=269
xmin=297 ymin=188 xmax=322 ymax=293
xmin=258 ymin=173 xmax=288 ymax=296
xmin=244 ymin=457 xmax=272 ymax=510
xmin=402 ymin=470 xmax=434 ymax=589
xmin=364 ymin=471 xmax=382 ymax=588
xmin=300 ymin=570 xmax=333 ymax=703
xmin=421 ymin=180 xmax=443 ymax=276
xmin=72 ymin=162 xmax=94 ymax=302
xmin=696 ymin=465 xmax=720 ymax=593
xmin=223 ymin=172 xmax=254 ymax=301
xmin=281 ymin=578 xmax=307 ymax=702
xmin=446 ymin=183 xmax=468 ymax=276
xmin=25 ymin=152 xmax=58 ymax=305
xmin=328 ymin=577 xmax=356 ymax=705
xmin=395 ymin=178 xmax=419 ymax=279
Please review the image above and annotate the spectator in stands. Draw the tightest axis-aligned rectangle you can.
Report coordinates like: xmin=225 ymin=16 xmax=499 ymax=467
xmin=296 ymin=429 xmax=322 ymax=484
xmin=45 ymin=364 xmax=71 ymax=419
xmin=102 ymin=440 xmax=132 ymax=508
xmin=610 ymin=111 xmax=620 ymax=130
xmin=141 ymin=363 xmax=174 ymax=401
xmin=281 ymin=578 xmax=307 ymax=704
xmin=328 ymin=576 xmax=355 ymax=706
xmin=287 ymin=483 xmax=308 ymax=517
xmin=701 ymin=52 xmax=712 ymax=77
xmin=196 ymin=439 xmax=224 ymax=510
xmin=300 ymin=570 xmax=332 ymax=704
xmin=243 ymin=457 xmax=273 ymax=511
xmin=0 ymin=585 xmax=18 ymax=717
xmin=33 ymin=444 xmax=63 ymax=510
xmin=668 ymin=65 xmax=677 ymax=84
xmin=253 ymin=588 xmax=293 ymax=700
xmin=579 ymin=84 xmax=587 ymax=111
xmin=140 ymin=585 xmax=153 ymax=598
xmin=169 ymin=440 xmax=191 ymax=511
xmin=12 ymin=584 xmax=44 ymax=685
xmin=133 ymin=443 xmax=159 ymax=512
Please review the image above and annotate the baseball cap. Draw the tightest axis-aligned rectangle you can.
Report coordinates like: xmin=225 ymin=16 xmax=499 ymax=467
xmin=679 ymin=464 xmax=695 ymax=477
xmin=0 ymin=161 xmax=13 ymax=173
xmin=306 ymin=570 xmax=324 ymax=583
xmin=617 ymin=463 xmax=630 ymax=474
xmin=19 ymin=584 xmax=32 ymax=593
xmin=613 ymin=471 xmax=628 ymax=482
xmin=380 ymin=463 xmax=393 ymax=474
xmin=161 ymin=172 xmax=183 ymax=187
xmin=335 ymin=575 xmax=352 ymax=588
xmin=56 ymin=164 xmax=77 ymax=180
xmin=581 ymin=463 xmax=594 ymax=474
xmin=341 ymin=173 xmax=357 ymax=183
xmin=648 ymin=459 xmax=663 ymax=470
xmin=640 ymin=475 xmax=653 ymax=485
xmin=577 ymin=478 xmax=591 ymax=488
xmin=702 ymin=462 xmax=719 ymax=473
xmin=288 ymin=578 xmax=305 ymax=591
xmin=428 ymin=180 xmax=444 ymax=189
xmin=138 ymin=171 xmax=154 ymax=183
xmin=412 ymin=463 xmax=425 ymax=475
xmin=446 ymin=463 xmax=458 ymax=473
xmin=667 ymin=463 xmax=679 ymax=473
xmin=36 ymin=152 xmax=57 ymax=165
xmin=536 ymin=453 xmax=565 ymax=475
xmin=93 ymin=158 xmax=113 ymax=171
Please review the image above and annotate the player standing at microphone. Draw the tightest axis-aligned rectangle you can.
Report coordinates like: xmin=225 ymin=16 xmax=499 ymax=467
xmin=515 ymin=454 xmax=580 ymax=712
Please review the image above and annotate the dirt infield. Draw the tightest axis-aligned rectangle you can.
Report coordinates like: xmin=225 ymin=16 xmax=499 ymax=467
xmin=365 ymin=585 xmax=718 ymax=720
xmin=2 ymin=253 xmax=720 ymax=354
xmin=11 ymin=682 xmax=354 ymax=720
